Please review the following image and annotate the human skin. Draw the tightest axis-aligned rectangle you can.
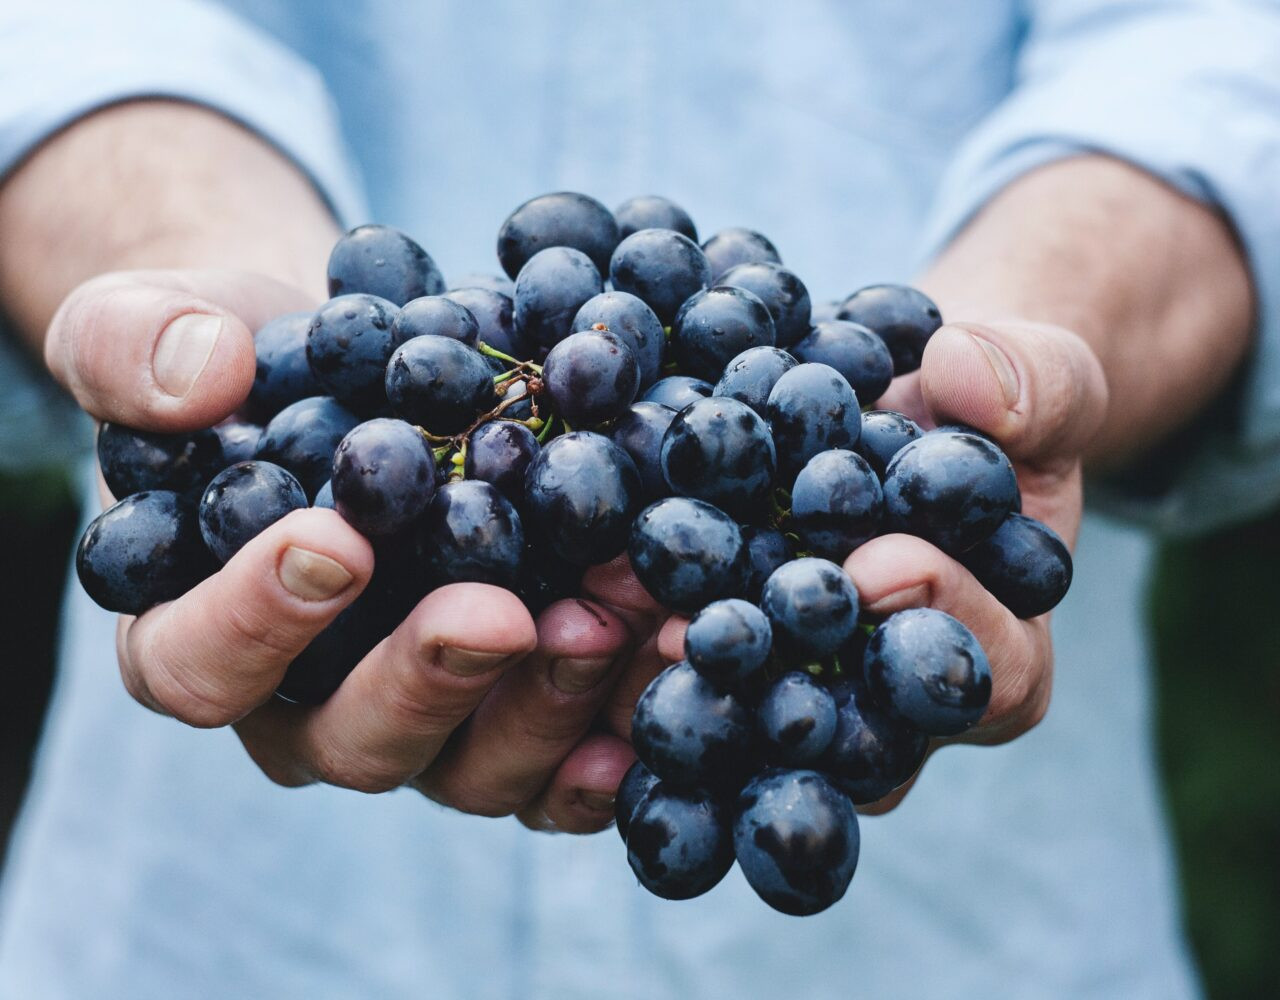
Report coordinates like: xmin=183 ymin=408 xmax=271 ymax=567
xmin=0 ymin=102 xmax=1253 ymax=829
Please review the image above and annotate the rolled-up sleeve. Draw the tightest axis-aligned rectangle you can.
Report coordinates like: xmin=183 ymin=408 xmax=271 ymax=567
xmin=918 ymin=0 xmax=1280 ymax=536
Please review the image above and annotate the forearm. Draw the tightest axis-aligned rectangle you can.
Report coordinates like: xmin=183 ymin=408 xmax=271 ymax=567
xmin=918 ymin=155 xmax=1254 ymax=464
xmin=0 ymin=99 xmax=339 ymax=348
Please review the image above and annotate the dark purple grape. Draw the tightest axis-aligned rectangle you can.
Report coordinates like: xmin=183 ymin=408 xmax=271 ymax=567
xmin=741 ymin=527 xmax=795 ymax=603
xmin=608 ymin=228 xmax=711 ymax=325
xmin=628 ymin=497 xmax=748 ymax=614
xmin=331 ymin=418 xmax=435 ymax=537
xmin=607 ymin=401 xmax=676 ymax=503
xmin=718 ymin=262 xmax=811 ymax=348
xmin=733 ymin=768 xmax=859 ymax=916
xmin=199 ymin=461 xmax=308 ymax=563
xmin=516 ymin=540 xmax=584 ymax=616
xmin=214 ymin=421 xmax=262 ymax=466
xmin=449 ymin=273 xmax=515 ymax=297
xmin=464 ymin=420 xmax=538 ymax=507
xmin=314 ymin=479 xmax=335 ymax=509
xmin=255 ymin=396 xmax=360 ymax=501
xmin=248 ymin=311 xmax=323 ymax=420
xmin=497 ymin=191 xmax=620 ymax=280
xmin=820 ymin=676 xmax=928 ymax=804
xmin=640 ymin=375 xmax=713 ymax=410
xmin=97 ymin=423 xmax=224 ymax=500
xmin=632 ymin=661 xmax=754 ymax=792
xmin=809 ymin=299 xmax=841 ymax=325
xmin=761 ymin=557 xmax=859 ymax=659
xmin=684 ymin=598 xmax=772 ymax=689
xmin=864 ymin=608 xmax=991 ymax=736
xmin=572 ymin=290 xmax=665 ymax=388
xmin=524 ymin=432 xmax=642 ymax=566
xmin=701 ymin=227 xmax=781 ymax=280
xmin=790 ymin=449 xmax=883 ymax=561
xmin=276 ymin=590 xmax=385 ymax=705
xmin=626 ymin=784 xmax=734 ymax=900
xmin=390 ymin=295 xmax=479 ymax=347
xmin=513 ymin=246 xmax=604 ymax=351
xmin=385 ymin=336 xmax=498 ymax=435
xmin=614 ymin=195 xmax=698 ymax=241
xmin=306 ymin=293 xmax=402 ymax=413
xmin=765 ymin=363 xmax=862 ymax=484
xmin=758 ymin=673 xmax=838 ymax=766
xmin=670 ymin=286 xmax=776 ymax=382
xmin=791 ymin=320 xmax=893 ymax=403
xmin=419 ymin=480 xmax=524 ymax=589
xmin=542 ymin=329 xmax=640 ymax=426
xmin=442 ymin=286 xmax=529 ymax=359
xmin=882 ymin=431 xmax=1018 ymax=555
xmin=857 ymin=410 xmax=923 ymax=479
xmin=616 ymin=759 xmax=662 ymax=842
xmin=76 ymin=491 xmax=215 ymax=614
xmin=713 ymin=346 xmax=798 ymax=417
xmin=837 ymin=284 xmax=942 ymax=375
xmin=660 ymin=396 xmax=775 ymax=520
xmin=492 ymin=375 xmax=536 ymax=421
xmin=958 ymin=512 xmax=1072 ymax=618
xmin=327 ymin=224 xmax=444 ymax=305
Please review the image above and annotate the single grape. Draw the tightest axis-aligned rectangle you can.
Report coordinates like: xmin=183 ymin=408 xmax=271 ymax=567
xmin=608 ymin=228 xmax=711 ymax=325
xmin=863 ymin=608 xmax=992 ymax=736
xmin=632 ymin=661 xmax=754 ymax=792
xmin=606 ymin=401 xmax=677 ymax=502
xmin=626 ymin=784 xmax=734 ymax=900
xmin=248 ymin=311 xmax=324 ymax=420
xmin=385 ymin=335 xmax=498 ymax=435
xmin=765 ymin=363 xmax=862 ymax=484
xmin=524 ymin=432 xmax=642 ymax=566
xmin=684 ymin=598 xmax=772 ymax=689
xmin=809 ymin=299 xmax=841 ymax=325
xmin=640 ymin=375 xmax=713 ymax=410
xmin=628 ymin=497 xmax=748 ymax=614
xmin=331 ymin=418 xmax=436 ymax=537
xmin=449 ymin=273 xmax=515 ymax=297
xmin=820 ymin=676 xmax=928 ymax=804
xmin=670 ymin=286 xmax=776 ymax=382
xmin=497 ymin=191 xmax=620 ymax=279
xmin=760 ymin=557 xmax=859 ymax=659
xmin=857 ymin=410 xmax=923 ymax=479
xmin=882 ymin=430 xmax=1018 ymax=555
xmin=276 ymin=590 xmax=386 ymax=705
xmin=542 ymin=328 xmax=640 ymax=426
xmin=713 ymin=346 xmax=798 ymax=417
xmin=390 ymin=295 xmax=479 ymax=346
xmin=790 ymin=449 xmax=883 ymax=562
xmin=718 ymin=262 xmax=811 ymax=348
xmin=199 ymin=461 xmax=308 ymax=563
xmin=837 ymin=284 xmax=942 ymax=375
xmin=615 ymin=759 xmax=661 ymax=842
xmin=614 ymin=195 xmax=698 ymax=241
xmin=660 ymin=396 xmax=776 ymax=520
xmin=214 ymin=421 xmax=263 ymax=466
xmin=97 ymin=423 xmax=224 ymax=500
xmin=314 ymin=479 xmax=335 ymax=509
xmin=572 ymin=290 xmax=665 ymax=387
xmin=958 ymin=512 xmax=1073 ymax=618
xmin=513 ymin=246 xmax=604 ymax=351
xmin=791 ymin=320 xmax=893 ymax=403
xmin=76 ymin=491 xmax=214 ymax=614
xmin=733 ymin=768 xmax=859 ymax=916
xmin=255 ymin=396 xmax=360 ymax=500
xmin=701 ymin=227 xmax=781 ymax=280
xmin=443 ymin=286 xmax=531 ymax=360
xmin=464 ymin=420 xmax=539 ymax=507
xmin=306 ymin=293 xmax=403 ymax=413
xmin=741 ymin=526 xmax=795 ymax=603
xmin=327 ymin=224 xmax=445 ymax=305
xmin=758 ymin=673 xmax=838 ymax=766
xmin=492 ymin=375 xmax=535 ymax=421
xmin=516 ymin=540 xmax=584 ymax=617
xmin=420 ymin=480 xmax=524 ymax=588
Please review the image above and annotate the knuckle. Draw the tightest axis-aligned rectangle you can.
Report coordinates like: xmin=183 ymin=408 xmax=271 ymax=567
xmin=420 ymin=772 xmax=518 ymax=818
xmin=220 ymin=599 xmax=307 ymax=660
xmin=146 ymin=664 xmax=244 ymax=728
xmin=307 ymin=742 xmax=405 ymax=795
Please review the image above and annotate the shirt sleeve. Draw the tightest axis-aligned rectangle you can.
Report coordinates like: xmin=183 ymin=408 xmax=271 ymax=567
xmin=916 ymin=0 xmax=1280 ymax=537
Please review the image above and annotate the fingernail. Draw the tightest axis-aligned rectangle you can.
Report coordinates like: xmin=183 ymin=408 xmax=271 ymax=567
xmin=971 ymin=334 xmax=1019 ymax=409
xmin=550 ymin=656 xmax=613 ymax=695
xmin=153 ymin=313 xmax=224 ymax=397
xmin=278 ymin=546 xmax=354 ymax=601
xmin=439 ymin=646 xmax=511 ymax=677
xmin=864 ymin=582 xmax=930 ymax=615
xmin=580 ymin=791 xmax=615 ymax=812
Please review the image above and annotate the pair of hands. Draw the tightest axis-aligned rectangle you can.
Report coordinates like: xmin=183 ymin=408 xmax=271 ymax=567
xmin=49 ymin=266 xmax=1107 ymax=830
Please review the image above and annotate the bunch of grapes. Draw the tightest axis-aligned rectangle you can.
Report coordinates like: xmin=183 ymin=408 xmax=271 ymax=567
xmin=76 ymin=192 xmax=1073 ymax=916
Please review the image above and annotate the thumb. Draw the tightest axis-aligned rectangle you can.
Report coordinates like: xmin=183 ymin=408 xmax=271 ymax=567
xmin=918 ymin=321 xmax=1109 ymax=463
xmin=45 ymin=269 xmax=314 ymax=432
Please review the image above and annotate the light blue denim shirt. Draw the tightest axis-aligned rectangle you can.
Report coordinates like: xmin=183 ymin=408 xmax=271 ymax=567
xmin=2 ymin=2 xmax=1279 ymax=997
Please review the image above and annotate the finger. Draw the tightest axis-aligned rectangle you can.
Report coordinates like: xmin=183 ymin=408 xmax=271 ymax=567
xmin=517 ymin=734 xmax=636 ymax=834
xmin=119 ymin=508 xmax=372 ymax=728
xmin=846 ymin=533 xmax=1052 ymax=745
xmin=45 ymin=269 xmax=313 ymax=431
xmin=414 ymin=598 xmax=631 ymax=815
xmin=235 ymin=584 xmax=538 ymax=793
xmin=600 ymin=630 xmax=671 ymax=740
xmin=656 ymin=614 xmax=688 ymax=664
xmin=580 ymin=553 xmax=665 ymax=634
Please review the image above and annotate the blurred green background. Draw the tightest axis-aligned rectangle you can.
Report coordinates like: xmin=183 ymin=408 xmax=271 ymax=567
xmin=0 ymin=465 xmax=1276 ymax=999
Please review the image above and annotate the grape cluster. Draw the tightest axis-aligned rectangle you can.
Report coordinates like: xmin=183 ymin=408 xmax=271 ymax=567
xmin=76 ymin=191 xmax=1074 ymax=916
